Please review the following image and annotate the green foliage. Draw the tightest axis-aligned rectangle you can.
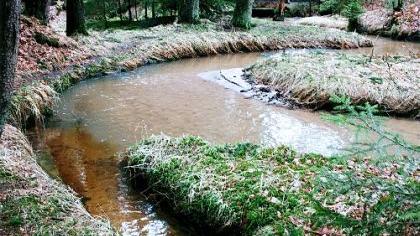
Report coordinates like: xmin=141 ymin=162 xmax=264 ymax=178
xmin=342 ymin=1 xmax=364 ymax=20
xmin=326 ymin=94 xmax=418 ymax=155
xmin=320 ymin=0 xmax=364 ymax=18
xmin=285 ymin=3 xmax=312 ymax=17
xmin=342 ymin=1 xmax=364 ymax=30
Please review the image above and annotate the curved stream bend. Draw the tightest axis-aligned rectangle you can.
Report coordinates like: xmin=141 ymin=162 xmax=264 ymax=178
xmin=31 ymin=41 xmax=420 ymax=235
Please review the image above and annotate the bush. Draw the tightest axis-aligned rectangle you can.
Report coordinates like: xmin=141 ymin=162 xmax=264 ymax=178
xmin=342 ymin=1 xmax=364 ymax=30
xmin=320 ymin=0 xmax=364 ymax=18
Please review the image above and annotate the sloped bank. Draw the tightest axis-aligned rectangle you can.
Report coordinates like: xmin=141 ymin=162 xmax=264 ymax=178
xmin=358 ymin=4 xmax=420 ymax=40
xmin=123 ymin=135 xmax=419 ymax=235
xmin=0 ymin=125 xmax=115 ymax=235
xmin=244 ymin=51 xmax=420 ymax=117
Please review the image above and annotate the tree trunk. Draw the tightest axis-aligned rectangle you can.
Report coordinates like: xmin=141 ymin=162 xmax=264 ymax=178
xmin=127 ymin=0 xmax=133 ymax=21
xmin=23 ymin=0 xmax=50 ymax=24
xmin=117 ymin=0 xmax=123 ymax=21
xmin=145 ymin=0 xmax=148 ymax=19
xmin=0 ymin=0 xmax=21 ymax=136
xmin=232 ymin=0 xmax=253 ymax=29
xmin=134 ymin=0 xmax=138 ymax=20
xmin=152 ymin=0 xmax=156 ymax=18
xmin=178 ymin=0 xmax=199 ymax=23
xmin=66 ymin=0 xmax=87 ymax=36
xmin=101 ymin=0 xmax=108 ymax=27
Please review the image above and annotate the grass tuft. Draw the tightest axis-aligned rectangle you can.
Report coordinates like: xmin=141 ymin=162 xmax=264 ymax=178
xmin=124 ymin=135 xmax=419 ymax=235
xmin=9 ymin=82 xmax=57 ymax=128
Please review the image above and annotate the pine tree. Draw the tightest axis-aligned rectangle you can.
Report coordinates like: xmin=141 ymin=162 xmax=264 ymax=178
xmin=0 ymin=0 xmax=21 ymax=136
xmin=23 ymin=0 xmax=50 ymax=25
xmin=178 ymin=0 xmax=199 ymax=23
xmin=232 ymin=0 xmax=254 ymax=29
xmin=66 ymin=0 xmax=87 ymax=36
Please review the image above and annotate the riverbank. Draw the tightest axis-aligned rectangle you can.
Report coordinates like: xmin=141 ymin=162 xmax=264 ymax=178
xmin=244 ymin=51 xmax=420 ymax=117
xmin=11 ymin=17 xmax=372 ymax=128
xmin=123 ymin=135 xmax=419 ymax=235
xmin=0 ymin=125 xmax=115 ymax=235
xmin=358 ymin=3 xmax=419 ymax=40
xmin=1 ymin=16 xmax=372 ymax=234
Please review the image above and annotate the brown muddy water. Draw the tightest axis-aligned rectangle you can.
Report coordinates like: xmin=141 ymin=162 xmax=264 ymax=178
xmin=30 ymin=40 xmax=419 ymax=235
xmin=349 ymin=35 xmax=420 ymax=57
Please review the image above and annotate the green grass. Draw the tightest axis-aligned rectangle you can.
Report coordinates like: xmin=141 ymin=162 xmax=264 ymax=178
xmin=124 ymin=135 xmax=419 ymax=235
xmin=86 ymin=18 xmax=143 ymax=31
xmin=0 ymin=195 xmax=99 ymax=235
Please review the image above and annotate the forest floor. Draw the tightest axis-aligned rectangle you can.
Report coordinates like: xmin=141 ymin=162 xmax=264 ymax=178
xmin=359 ymin=2 xmax=419 ymax=40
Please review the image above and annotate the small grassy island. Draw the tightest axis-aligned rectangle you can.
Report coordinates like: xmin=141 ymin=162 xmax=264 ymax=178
xmin=245 ymin=52 xmax=420 ymax=116
xmin=124 ymin=135 xmax=419 ymax=235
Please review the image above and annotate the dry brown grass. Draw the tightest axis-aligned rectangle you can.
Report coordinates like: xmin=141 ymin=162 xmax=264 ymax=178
xmin=295 ymin=15 xmax=349 ymax=30
xmin=246 ymin=51 xmax=420 ymax=115
xmin=8 ymin=82 xmax=57 ymax=128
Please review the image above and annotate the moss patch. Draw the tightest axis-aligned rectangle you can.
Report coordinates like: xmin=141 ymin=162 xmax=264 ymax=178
xmin=124 ymin=135 xmax=419 ymax=235
xmin=0 ymin=195 xmax=99 ymax=235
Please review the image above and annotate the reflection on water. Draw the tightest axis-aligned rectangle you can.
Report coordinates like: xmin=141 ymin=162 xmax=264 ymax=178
xmin=33 ymin=127 xmax=183 ymax=235
xmin=32 ymin=39 xmax=420 ymax=235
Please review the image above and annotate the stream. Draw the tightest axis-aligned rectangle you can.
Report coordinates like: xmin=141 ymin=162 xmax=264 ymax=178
xmin=29 ymin=37 xmax=420 ymax=235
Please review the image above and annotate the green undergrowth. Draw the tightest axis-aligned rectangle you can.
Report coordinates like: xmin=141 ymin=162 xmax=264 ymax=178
xmin=50 ymin=58 xmax=118 ymax=93
xmin=124 ymin=135 xmax=419 ymax=235
xmin=0 ymin=163 xmax=91 ymax=235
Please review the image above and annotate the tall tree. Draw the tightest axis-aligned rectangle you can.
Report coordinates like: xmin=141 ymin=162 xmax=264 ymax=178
xmin=152 ymin=0 xmax=156 ymax=18
xmin=232 ymin=0 xmax=253 ymax=29
xmin=117 ymin=0 xmax=123 ymax=21
xmin=0 ymin=0 xmax=21 ymax=137
xmin=144 ymin=0 xmax=149 ymax=19
xmin=178 ymin=0 xmax=199 ymax=23
xmin=127 ymin=0 xmax=133 ymax=21
xmin=23 ymin=0 xmax=50 ymax=24
xmin=134 ymin=0 xmax=138 ymax=20
xmin=66 ymin=0 xmax=87 ymax=36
